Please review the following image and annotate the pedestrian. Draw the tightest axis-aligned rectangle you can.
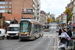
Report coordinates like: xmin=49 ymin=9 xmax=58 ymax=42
xmin=67 ymin=28 xmax=72 ymax=38
xmin=63 ymin=28 xmax=67 ymax=32
xmin=59 ymin=29 xmax=62 ymax=35
xmin=60 ymin=29 xmax=71 ymax=47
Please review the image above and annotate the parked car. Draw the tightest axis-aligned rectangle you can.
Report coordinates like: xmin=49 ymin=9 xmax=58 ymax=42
xmin=0 ymin=29 xmax=5 ymax=39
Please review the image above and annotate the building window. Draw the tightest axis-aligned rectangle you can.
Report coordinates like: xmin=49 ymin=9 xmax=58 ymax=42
xmin=9 ymin=2 xmax=11 ymax=4
xmin=6 ymin=2 xmax=8 ymax=4
xmin=6 ymin=6 xmax=8 ymax=8
xmin=0 ymin=10 xmax=5 ymax=13
xmin=9 ymin=10 xmax=11 ymax=12
xmin=6 ymin=10 xmax=8 ymax=12
xmin=0 ymin=6 xmax=5 ymax=8
xmin=0 ymin=2 xmax=5 ymax=4
xmin=26 ymin=9 xmax=33 ymax=13
xmin=9 ymin=6 xmax=11 ymax=8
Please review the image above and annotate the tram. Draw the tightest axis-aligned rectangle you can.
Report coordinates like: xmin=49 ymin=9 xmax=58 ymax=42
xmin=19 ymin=18 xmax=43 ymax=40
xmin=44 ymin=24 xmax=50 ymax=32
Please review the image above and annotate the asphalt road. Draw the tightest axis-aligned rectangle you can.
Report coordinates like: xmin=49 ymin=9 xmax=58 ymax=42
xmin=0 ymin=22 xmax=58 ymax=50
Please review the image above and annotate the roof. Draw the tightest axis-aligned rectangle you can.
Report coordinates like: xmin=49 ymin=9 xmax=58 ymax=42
xmin=21 ymin=18 xmax=43 ymax=26
xmin=9 ymin=24 xmax=20 ymax=27
xmin=5 ymin=20 xmax=11 ymax=24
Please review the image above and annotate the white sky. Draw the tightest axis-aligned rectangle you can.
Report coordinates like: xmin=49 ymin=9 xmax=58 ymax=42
xmin=40 ymin=0 xmax=70 ymax=18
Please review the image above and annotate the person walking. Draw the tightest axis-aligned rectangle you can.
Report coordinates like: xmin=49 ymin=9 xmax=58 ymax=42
xmin=59 ymin=29 xmax=62 ymax=35
xmin=67 ymin=28 xmax=72 ymax=38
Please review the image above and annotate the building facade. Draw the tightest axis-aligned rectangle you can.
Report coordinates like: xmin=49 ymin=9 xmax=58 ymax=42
xmin=0 ymin=0 xmax=12 ymax=13
xmin=50 ymin=14 xmax=55 ymax=21
xmin=0 ymin=0 xmax=40 ymax=22
xmin=40 ymin=11 xmax=47 ymax=24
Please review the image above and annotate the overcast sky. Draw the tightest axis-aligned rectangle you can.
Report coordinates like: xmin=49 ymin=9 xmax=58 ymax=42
xmin=40 ymin=0 xmax=70 ymax=18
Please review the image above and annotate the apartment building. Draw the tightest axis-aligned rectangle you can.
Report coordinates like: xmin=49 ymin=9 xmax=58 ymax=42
xmin=40 ymin=11 xmax=47 ymax=24
xmin=0 ymin=0 xmax=12 ymax=13
xmin=0 ymin=0 xmax=40 ymax=22
xmin=66 ymin=0 xmax=75 ymax=27
xmin=50 ymin=14 xmax=55 ymax=21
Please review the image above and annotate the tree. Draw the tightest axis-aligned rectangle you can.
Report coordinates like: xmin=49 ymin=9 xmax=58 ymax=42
xmin=56 ymin=18 xmax=59 ymax=23
xmin=64 ymin=7 xmax=72 ymax=23
xmin=52 ymin=17 xmax=55 ymax=21
xmin=51 ymin=19 xmax=54 ymax=22
xmin=50 ymin=19 xmax=54 ymax=23
xmin=47 ymin=17 xmax=51 ymax=23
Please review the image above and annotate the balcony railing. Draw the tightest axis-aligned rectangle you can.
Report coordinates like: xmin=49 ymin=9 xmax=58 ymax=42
xmin=33 ymin=0 xmax=37 ymax=5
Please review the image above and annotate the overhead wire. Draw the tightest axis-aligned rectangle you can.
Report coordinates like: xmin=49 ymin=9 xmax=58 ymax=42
xmin=45 ymin=0 xmax=50 ymax=12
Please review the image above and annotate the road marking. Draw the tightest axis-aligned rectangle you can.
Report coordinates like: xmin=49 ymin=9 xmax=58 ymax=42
xmin=46 ymin=28 xmax=55 ymax=50
xmin=29 ymin=38 xmax=45 ymax=50
xmin=14 ymin=42 xmax=30 ymax=50
xmin=46 ymin=38 xmax=53 ymax=50
xmin=54 ymin=33 xmax=58 ymax=50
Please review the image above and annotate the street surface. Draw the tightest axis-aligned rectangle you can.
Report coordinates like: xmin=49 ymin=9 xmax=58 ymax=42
xmin=0 ymin=22 xmax=58 ymax=50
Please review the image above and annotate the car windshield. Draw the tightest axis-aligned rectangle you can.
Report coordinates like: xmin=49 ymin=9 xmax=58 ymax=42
xmin=8 ymin=27 xmax=19 ymax=31
xmin=44 ymin=25 xmax=49 ymax=29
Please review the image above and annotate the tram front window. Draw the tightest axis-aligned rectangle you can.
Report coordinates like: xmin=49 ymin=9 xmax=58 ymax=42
xmin=20 ymin=21 xmax=30 ymax=32
xmin=44 ymin=26 xmax=49 ymax=29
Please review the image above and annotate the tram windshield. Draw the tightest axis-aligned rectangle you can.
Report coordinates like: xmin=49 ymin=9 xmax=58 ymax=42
xmin=20 ymin=21 xmax=30 ymax=32
xmin=44 ymin=25 xmax=49 ymax=29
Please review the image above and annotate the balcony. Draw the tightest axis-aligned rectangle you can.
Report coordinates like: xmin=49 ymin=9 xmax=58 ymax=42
xmin=33 ymin=0 xmax=37 ymax=5
xmin=33 ymin=4 xmax=37 ymax=10
xmin=21 ymin=9 xmax=33 ymax=14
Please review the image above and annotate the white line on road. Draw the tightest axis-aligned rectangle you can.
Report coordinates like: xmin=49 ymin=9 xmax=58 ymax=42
xmin=13 ymin=42 xmax=30 ymax=50
xmin=29 ymin=38 xmax=45 ymax=50
xmin=46 ymin=38 xmax=53 ymax=50
xmin=46 ymin=28 xmax=55 ymax=50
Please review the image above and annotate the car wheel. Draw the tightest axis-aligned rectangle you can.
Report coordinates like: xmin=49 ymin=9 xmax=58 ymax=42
xmin=7 ymin=36 xmax=9 ymax=39
xmin=2 ymin=36 xmax=4 ymax=40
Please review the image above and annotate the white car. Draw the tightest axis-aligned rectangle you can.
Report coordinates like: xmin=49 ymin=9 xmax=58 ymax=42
xmin=7 ymin=24 xmax=20 ymax=39
xmin=0 ymin=29 xmax=5 ymax=39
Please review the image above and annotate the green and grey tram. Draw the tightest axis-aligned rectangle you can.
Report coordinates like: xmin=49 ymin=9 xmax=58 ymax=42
xmin=19 ymin=18 xmax=43 ymax=40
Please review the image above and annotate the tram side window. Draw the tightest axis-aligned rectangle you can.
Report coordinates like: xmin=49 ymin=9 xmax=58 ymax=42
xmin=37 ymin=25 xmax=40 ymax=32
xmin=41 ymin=26 xmax=43 ymax=31
xmin=34 ymin=25 xmax=37 ymax=33
xmin=39 ymin=25 xmax=41 ymax=31
xmin=40 ymin=26 xmax=43 ymax=31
